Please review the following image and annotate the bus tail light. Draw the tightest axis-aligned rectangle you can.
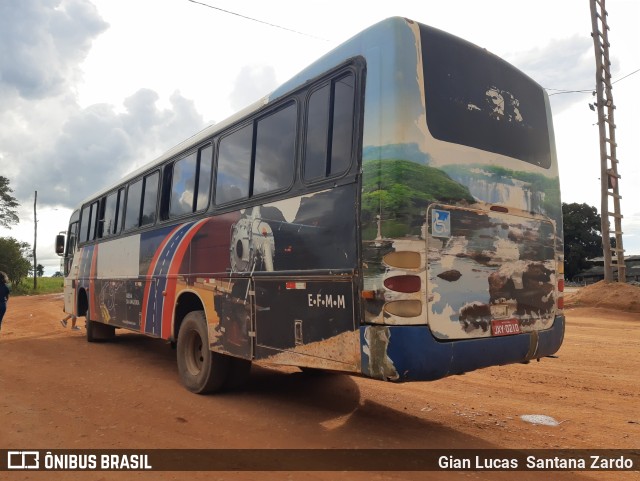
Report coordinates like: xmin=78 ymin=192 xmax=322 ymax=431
xmin=384 ymin=300 xmax=422 ymax=317
xmin=557 ymin=279 xmax=564 ymax=310
xmin=383 ymin=251 xmax=421 ymax=269
xmin=383 ymin=275 xmax=421 ymax=293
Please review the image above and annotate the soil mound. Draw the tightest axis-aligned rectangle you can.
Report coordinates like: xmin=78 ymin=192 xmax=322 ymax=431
xmin=565 ymin=280 xmax=640 ymax=313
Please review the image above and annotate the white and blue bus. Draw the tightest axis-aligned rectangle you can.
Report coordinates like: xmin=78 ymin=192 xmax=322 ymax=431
xmin=56 ymin=17 xmax=564 ymax=393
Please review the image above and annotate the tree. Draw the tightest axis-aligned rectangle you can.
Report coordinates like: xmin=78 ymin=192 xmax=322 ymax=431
xmin=36 ymin=264 xmax=45 ymax=277
xmin=0 ymin=176 xmax=20 ymax=228
xmin=562 ymin=203 xmax=603 ymax=280
xmin=0 ymin=237 xmax=32 ymax=287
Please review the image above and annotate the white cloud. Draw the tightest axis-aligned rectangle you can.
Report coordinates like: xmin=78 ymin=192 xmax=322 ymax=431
xmin=0 ymin=0 xmax=108 ymax=101
xmin=2 ymin=0 xmax=640 ymax=278
xmin=506 ymin=35 xmax=597 ymax=113
xmin=229 ymin=65 xmax=278 ymax=111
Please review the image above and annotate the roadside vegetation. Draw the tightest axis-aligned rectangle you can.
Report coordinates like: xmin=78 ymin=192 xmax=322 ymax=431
xmin=10 ymin=277 xmax=64 ymax=296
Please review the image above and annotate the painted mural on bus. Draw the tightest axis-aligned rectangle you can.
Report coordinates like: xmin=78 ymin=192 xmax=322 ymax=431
xmin=57 ymin=17 xmax=564 ymax=393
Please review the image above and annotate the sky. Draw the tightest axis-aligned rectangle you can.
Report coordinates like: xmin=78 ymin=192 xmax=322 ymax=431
xmin=1 ymin=0 xmax=639 ymax=276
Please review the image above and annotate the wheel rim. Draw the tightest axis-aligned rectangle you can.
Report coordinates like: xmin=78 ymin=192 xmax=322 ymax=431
xmin=185 ymin=329 xmax=205 ymax=376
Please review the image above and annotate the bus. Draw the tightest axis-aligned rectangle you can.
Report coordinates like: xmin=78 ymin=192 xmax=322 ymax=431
xmin=56 ymin=17 xmax=564 ymax=394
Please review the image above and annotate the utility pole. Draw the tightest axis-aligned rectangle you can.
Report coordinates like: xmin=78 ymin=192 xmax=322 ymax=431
xmin=590 ymin=0 xmax=625 ymax=282
xmin=33 ymin=190 xmax=38 ymax=289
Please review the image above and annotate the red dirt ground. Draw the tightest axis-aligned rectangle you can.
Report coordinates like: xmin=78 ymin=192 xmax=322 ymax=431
xmin=1 ymin=283 xmax=638 ymax=481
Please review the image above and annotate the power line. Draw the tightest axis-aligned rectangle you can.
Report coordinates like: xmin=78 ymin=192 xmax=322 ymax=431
xmin=545 ymin=67 xmax=639 ymax=96
xmin=547 ymin=89 xmax=593 ymax=96
xmin=612 ymin=67 xmax=640 ymax=84
xmin=186 ymin=0 xmax=329 ymax=41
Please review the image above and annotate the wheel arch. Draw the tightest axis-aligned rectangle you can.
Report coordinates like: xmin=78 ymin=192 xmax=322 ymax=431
xmin=173 ymin=290 xmax=206 ymax=341
xmin=77 ymin=288 xmax=89 ymax=317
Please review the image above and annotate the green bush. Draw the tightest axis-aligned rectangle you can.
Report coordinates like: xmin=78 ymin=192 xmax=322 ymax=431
xmin=11 ymin=277 xmax=64 ymax=296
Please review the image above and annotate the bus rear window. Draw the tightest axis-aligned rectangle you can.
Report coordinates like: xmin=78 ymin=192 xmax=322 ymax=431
xmin=420 ymin=25 xmax=551 ymax=168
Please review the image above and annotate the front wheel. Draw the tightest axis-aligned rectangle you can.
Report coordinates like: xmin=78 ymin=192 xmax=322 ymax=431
xmin=86 ymin=304 xmax=115 ymax=342
xmin=177 ymin=311 xmax=229 ymax=394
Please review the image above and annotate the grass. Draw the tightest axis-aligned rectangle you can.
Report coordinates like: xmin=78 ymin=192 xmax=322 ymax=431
xmin=11 ymin=277 xmax=64 ymax=296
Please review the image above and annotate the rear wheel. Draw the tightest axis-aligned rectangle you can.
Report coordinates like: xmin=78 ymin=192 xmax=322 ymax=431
xmin=177 ymin=311 xmax=229 ymax=394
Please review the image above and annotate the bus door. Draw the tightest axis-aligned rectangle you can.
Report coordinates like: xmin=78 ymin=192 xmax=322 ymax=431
xmin=252 ymin=276 xmax=360 ymax=371
xmin=63 ymin=219 xmax=79 ymax=315
xmin=63 ymin=264 xmax=78 ymax=315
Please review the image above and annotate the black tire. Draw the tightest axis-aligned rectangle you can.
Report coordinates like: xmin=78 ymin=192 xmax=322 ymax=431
xmin=86 ymin=305 xmax=115 ymax=343
xmin=177 ymin=311 xmax=229 ymax=394
xmin=224 ymin=357 xmax=252 ymax=391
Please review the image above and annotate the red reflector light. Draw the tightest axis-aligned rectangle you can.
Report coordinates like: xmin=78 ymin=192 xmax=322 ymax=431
xmin=558 ymin=279 xmax=565 ymax=292
xmin=286 ymin=282 xmax=306 ymax=290
xmin=384 ymin=275 xmax=421 ymax=293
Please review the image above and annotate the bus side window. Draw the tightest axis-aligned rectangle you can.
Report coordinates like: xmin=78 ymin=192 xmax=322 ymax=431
xmin=125 ymin=173 xmax=159 ymax=230
xmin=115 ymin=187 xmax=124 ymax=233
xmin=170 ymin=151 xmax=198 ymax=218
xmin=304 ymin=84 xmax=330 ymax=180
xmin=330 ymin=73 xmax=355 ymax=175
xmin=167 ymin=144 xmax=212 ymax=219
xmin=141 ymin=172 xmax=159 ymax=226
xmin=304 ymin=72 xmax=355 ymax=182
xmin=196 ymin=145 xmax=213 ymax=211
xmin=65 ymin=221 xmax=78 ymax=275
xmin=253 ymin=103 xmax=296 ymax=196
xmin=81 ymin=201 xmax=99 ymax=242
xmin=101 ymin=189 xmax=123 ymax=238
xmin=124 ymin=179 xmax=143 ymax=231
xmin=215 ymin=124 xmax=252 ymax=204
xmin=80 ymin=204 xmax=91 ymax=242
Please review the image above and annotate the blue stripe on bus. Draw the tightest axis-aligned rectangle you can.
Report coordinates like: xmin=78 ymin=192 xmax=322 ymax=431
xmin=144 ymin=222 xmax=194 ymax=336
xmin=360 ymin=316 xmax=565 ymax=382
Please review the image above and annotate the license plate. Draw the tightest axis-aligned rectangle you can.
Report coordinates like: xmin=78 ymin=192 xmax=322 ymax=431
xmin=491 ymin=318 xmax=521 ymax=336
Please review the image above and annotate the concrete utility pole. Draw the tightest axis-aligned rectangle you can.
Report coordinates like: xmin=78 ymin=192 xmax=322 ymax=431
xmin=590 ymin=0 xmax=625 ymax=282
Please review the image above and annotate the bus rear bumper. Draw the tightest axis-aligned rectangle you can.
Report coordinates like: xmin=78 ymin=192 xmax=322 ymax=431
xmin=360 ymin=315 xmax=565 ymax=382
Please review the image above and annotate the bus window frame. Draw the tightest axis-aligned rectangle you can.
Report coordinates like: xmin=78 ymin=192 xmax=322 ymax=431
xmin=213 ymin=99 xmax=299 ymax=208
xmin=301 ymin=66 xmax=359 ymax=187
xmin=79 ymin=200 xmax=100 ymax=244
xmin=98 ymin=187 xmax=124 ymax=239
xmin=119 ymin=169 xmax=161 ymax=235
xmin=167 ymin=143 xmax=214 ymax=220
xmin=75 ymin=57 xmax=365 ymax=245
xmin=213 ymin=121 xmax=253 ymax=206
xmin=140 ymin=170 xmax=160 ymax=228
xmin=252 ymin=100 xmax=298 ymax=198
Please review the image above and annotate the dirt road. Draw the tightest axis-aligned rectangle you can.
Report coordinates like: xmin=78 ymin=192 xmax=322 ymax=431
xmin=0 ymin=290 xmax=638 ymax=481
